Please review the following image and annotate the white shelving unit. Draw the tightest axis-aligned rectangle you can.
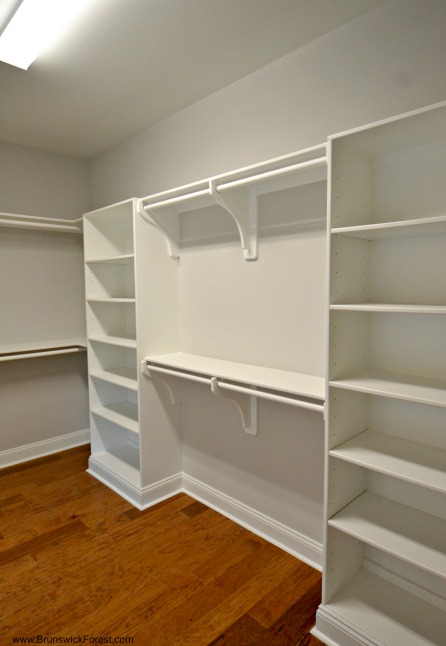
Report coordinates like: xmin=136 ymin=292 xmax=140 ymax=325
xmin=138 ymin=145 xmax=327 ymax=261
xmin=83 ymin=199 xmax=143 ymax=502
xmin=314 ymin=102 xmax=446 ymax=645
xmin=138 ymin=145 xmax=327 ymax=440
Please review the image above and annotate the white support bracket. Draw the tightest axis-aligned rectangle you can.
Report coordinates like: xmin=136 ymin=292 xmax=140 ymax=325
xmin=137 ymin=199 xmax=180 ymax=259
xmin=140 ymin=360 xmax=179 ymax=405
xmin=210 ymin=179 xmax=258 ymax=261
xmin=210 ymin=377 xmax=258 ymax=435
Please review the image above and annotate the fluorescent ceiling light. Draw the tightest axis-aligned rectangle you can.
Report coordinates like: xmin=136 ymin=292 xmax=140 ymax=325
xmin=0 ymin=0 xmax=92 ymax=70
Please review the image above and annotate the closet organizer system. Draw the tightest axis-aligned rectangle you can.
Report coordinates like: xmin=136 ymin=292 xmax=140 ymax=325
xmin=314 ymin=101 xmax=446 ymax=645
xmin=0 ymin=212 xmax=86 ymax=362
xmin=84 ymin=101 xmax=446 ymax=646
xmin=84 ymin=144 xmax=327 ymax=504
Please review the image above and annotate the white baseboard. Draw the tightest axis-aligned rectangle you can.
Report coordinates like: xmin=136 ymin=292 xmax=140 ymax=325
xmin=87 ymin=458 xmax=183 ymax=510
xmin=0 ymin=429 xmax=90 ymax=469
xmin=182 ymin=473 xmax=323 ymax=570
xmin=314 ymin=605 xmax=379 ymax=646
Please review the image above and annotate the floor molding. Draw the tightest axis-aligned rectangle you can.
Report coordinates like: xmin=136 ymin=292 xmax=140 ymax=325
xmin=0 ymin=429 xmax=90 ymax=469
xmin=182 ymin=472 xmax=323 ymax=570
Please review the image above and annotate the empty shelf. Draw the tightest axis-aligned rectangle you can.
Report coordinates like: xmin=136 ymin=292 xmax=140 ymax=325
xmin=329 ymin=491 xmax=446 ymax=578
xmin=330 ymin=429 xmax=446 ymax=493
xmin=89 ymin=446 xmax=140 ymax=488
xmin=90 ymin=367 xmax=138 ymax=391
xmin=85 ymin=254 xmax=134 ymax=264
xmin=0 ymin=338 xmax=87 ymax=362
xmin=330 ymin=370 xmax=446 ymax=407
xmin=89 ymin=335 xmax=137 ymax=349
xmin=330 ymin=303 xmax=446 ymax=314
xmin=331 ymin=214 xmax=446 ymax=240
xmin=91 ymin=402 xmax=139 ymax=434
xmin=325 ymin=568 xmax=446 ymax=646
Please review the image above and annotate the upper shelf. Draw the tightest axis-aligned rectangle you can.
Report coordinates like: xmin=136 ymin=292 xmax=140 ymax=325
xmin=0 ymin=338 xmax=87 ymax=362
xmin=331 ymin=214 xmax=446 ymax=240
xmin=0 ymin=212 xmax=83 ymax=234
xmin=138 ymin=145 xmax=327 ymax=260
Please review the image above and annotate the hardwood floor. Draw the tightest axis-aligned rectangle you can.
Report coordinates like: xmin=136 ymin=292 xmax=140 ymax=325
xmin=0 ymin=445 xmax=323 ymax=645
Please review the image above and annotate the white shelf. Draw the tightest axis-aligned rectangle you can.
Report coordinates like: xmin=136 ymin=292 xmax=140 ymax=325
xmin=86 ymin=254 xmax=134 ymax=264
xmin=89 ymin=446 xmax=140 ymax=488
xmin=87 ymin=297 xmax=136 ymax=304
xmin=330 ymin=430 xmax=446 ymax=494
xmin=331 ymin=214 xmax=446 ymax=240
xmin=330 ymin=370 xmax=446 ymax=407
xmin=0 ymin=211 xmax=83 ymax=233
xmin=325 ymin=568 xmax=446 ymax=646
xmin=330 ymin=303 xmax=446 ymax=314
xmin=91 ymin=401 xmax=139 ymax=434
xmin=139 ymin=146 xmax=327 ymax=260
xmin=329 ymin=491 xmax=446 ymax=578
xmin=90 ymin=367 xmax=138 ymax=391
xmin=0 ymin=338 xmax=87 ymax=362
xmin=146 ymin=352 xmax=325 ymax=401
xmin=89 ymin=335 xmax=137 ymax=349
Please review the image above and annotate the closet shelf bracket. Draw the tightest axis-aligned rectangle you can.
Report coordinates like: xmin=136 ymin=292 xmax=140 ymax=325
xmin=210 ymin=180 xmax=258 ymax=261
xmin=210 ymin=376 xmax=258 ymax=435
xmin=140 ymin=361 xmax=180 ymax=405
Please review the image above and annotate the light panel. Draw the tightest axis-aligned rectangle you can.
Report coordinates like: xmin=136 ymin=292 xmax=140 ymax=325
xmin=0 ymin=0 xmax=92 ymax=70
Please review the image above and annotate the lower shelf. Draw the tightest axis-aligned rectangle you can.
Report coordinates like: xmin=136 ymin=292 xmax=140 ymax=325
xmin=324 ymin=568 xmax=446 ymax=646
xmin=329 ymin=491 xmax=446 ymax=579
xmin=89 ymin=446 xmax=140 ymax=489
xmin=91 ymin=401 xmax=139 ymax=434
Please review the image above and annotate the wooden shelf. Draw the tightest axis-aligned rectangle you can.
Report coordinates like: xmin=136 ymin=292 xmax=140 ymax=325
xmin=329 ymin=491 xmax=446 ymax=578
xmin=330 ymin=370 xmax=446 ymax=407
xmin=89 ymin=446 xmax=140 ymax=488
xmin=325 ymin=568 xmax=446 ymax=646
xmin=330 ymin=303 xmax=446 ymax=314
xmin=90 ymin=367 xmax=138 ymax=391
xmin=0 ymin=338 xmax=87 ymax=362
xmin=139 ymin=145 xmax=327 ymax=260
xmin=91 ymin=401 xmax=139 ymax=434
xmin=85 ymin=254 xmax=134 ymax=264
xmin=0 ymin=211 xmax=83 ymax=233
xmin=87 ymin=297 xmax=136 ymax=304
xmin=89 ymin=335 xmax=137 ymax=349
xmin=331 ymin=214 xmax=446 ymax=240
xmin=330 ymin=430 xmax=446 ymax=493
xmin=146 ymin=352 xmax=325 ymax=401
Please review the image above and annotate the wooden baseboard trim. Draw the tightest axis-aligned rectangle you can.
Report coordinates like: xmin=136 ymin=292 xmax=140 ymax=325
xmin=0 ymin=429 xmax=90 ymax=469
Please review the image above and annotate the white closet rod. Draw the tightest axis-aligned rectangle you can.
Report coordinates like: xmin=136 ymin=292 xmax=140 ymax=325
xmin=145 ymin=363 xmax=324 ymax=413
xmin=0 ymin=213 xmax=83 ymax=233
xmin=0 ymin=346 xmax=86 ymax=362
xmin=216 ymin=156 xmax=327 ymax=192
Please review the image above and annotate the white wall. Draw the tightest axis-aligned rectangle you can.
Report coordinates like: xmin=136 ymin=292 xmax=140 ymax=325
xmin=89 ymin=0 xmax=446 ymax=207
xmin=0 ymin=140 xmax=90 ymax=218
xmin=0 ymin=142 xmax=90 ymax=466
xmin=84 ymin=0 xmax=446 ymax=562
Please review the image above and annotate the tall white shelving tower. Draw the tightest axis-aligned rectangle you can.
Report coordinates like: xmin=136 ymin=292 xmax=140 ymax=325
xmin=315 ymin=102 xmax=446 ymax=644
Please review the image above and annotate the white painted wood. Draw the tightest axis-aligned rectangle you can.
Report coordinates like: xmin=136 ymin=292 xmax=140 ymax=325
xmin=0 ymin=429 xmax=89 ymax=470
xmin=146 ymin=352 xmax=325 ymax=400
xmin=330 ymin=430 xmax=446 ymax=494
xmin=329 ymin=491 xmax=446 ymax=578
xmin=330 ymin=371 xmax=446 ymax=407
xmin=89 ymin=335 xmax=137 ymax=349
xmin=325 ymin=569 xmax=446 ymax=646
xmin=90 ymin=367 xmax=138 ymax=391
xmin=139 ymin=146 xmax=327 ymax=260
xmin=319 ymin=102 xmax=446 ymax=645
xmin=0 ymin=211 xmax=83 ymax=233
xmin=91 ymin=401 xmax=139 ymax=435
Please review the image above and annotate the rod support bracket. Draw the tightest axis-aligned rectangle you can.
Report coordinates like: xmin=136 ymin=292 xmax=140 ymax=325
xmin=210 ymin=377 xmax=258 ymax=435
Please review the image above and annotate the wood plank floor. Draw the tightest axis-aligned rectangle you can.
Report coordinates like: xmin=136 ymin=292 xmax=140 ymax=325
xmin=0 ymin=445 xmax=323 ymax=645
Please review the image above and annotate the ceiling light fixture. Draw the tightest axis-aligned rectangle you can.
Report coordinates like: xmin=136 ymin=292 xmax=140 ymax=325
xmin=0 ymin=0 xmax=92 ymax=70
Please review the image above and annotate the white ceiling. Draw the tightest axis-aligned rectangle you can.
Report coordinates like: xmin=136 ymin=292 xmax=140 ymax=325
xmin=0 ymin=0 xmax=389 ymax=159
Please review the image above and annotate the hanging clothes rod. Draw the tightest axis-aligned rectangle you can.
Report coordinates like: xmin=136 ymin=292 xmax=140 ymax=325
xmin=144 ymin=362 xmax=324 ymax=414
xmin=0 ymin=345 xmax=87 ymax=363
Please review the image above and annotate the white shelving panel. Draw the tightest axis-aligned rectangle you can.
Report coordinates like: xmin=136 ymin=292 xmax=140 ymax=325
xmin=139 ymin=144 xmax=326 ymax=261
xmin=84 ymin=199 xmax=143 ymax=503
xmin=315 ymin=101 xmax=446 ymax=646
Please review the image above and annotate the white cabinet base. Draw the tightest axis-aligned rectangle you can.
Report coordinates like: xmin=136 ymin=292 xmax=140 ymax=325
xmin=87 ymin=455 xmax=182 ymax=510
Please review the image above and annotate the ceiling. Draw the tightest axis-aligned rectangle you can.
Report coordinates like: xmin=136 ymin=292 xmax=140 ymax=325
xmin=0 ymin=0 xmax=389 ymax=159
